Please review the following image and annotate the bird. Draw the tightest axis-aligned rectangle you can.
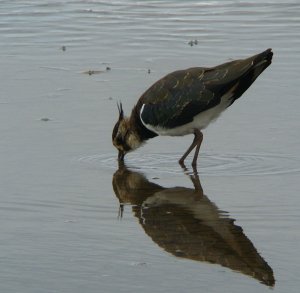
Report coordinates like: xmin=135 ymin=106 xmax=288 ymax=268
xmin=112 ymin=49 xmax=273 ymax=166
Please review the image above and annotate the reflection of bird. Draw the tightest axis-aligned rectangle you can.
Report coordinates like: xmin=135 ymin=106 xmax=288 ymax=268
xmin=112 ymin=49 xmax=273 ymax=166
xmin=112 ymin=163 xmax=275 ymax=286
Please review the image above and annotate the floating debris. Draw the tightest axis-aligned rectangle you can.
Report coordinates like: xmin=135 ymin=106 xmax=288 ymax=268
xmin=148 ymin=69 xmax=151 ymax=74
xmin=82 ymin=70 xmax=105 ymax=75
xmin=188 ymin=39 xmax=199 ymax=46
xmin=61 ymin=46 xmax=66 ymax=51
xmin=82 ymin=67 xmax=111 ymax=75
xmin=40 ymin=118 xmax=51 ymax=122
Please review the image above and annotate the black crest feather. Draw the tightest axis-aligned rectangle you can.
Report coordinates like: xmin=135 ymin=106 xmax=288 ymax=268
xmin=117 ymin=102 xmax=124 ymax=120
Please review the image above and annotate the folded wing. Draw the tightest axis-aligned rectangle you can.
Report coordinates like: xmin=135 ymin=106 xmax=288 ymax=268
xmin=139 ymin=49 xmax=272 ymax=129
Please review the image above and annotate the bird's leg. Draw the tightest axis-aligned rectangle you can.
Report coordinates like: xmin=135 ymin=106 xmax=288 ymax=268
xmin=192 ymin=129 xmax=203 ymax=167
xmin=179 ymin=129 xmax=203 ymax=166
xmin=178 ymin=136 xmax=198 ymax=165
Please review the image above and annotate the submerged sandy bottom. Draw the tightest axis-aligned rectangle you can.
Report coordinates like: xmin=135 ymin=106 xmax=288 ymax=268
xmin=1 ymin=1 xmax=300 ymax=292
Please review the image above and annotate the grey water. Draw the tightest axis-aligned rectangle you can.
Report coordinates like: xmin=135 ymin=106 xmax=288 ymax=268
xmin=1 ymin=1 xmax=300 ymax=292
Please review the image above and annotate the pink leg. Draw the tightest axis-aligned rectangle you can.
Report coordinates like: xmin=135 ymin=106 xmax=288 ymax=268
xmin=179 ymin=129 xmax=203 ymax=166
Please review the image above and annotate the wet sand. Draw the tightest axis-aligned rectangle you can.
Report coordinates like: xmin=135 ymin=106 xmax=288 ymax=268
xmin=1 ymin=1 xmax=300 ymax=292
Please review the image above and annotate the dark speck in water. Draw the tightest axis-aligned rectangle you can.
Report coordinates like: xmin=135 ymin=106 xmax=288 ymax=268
xmin=82 ymin=70 xmax=104 ymax=75
xmin=188 ymin=40 xmax=198 ymax=46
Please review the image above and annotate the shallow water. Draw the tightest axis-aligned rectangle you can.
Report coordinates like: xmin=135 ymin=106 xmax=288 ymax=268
xmin=80 ymin=152 xmax=300 ymax=176
xmin=1 ymin=1 xmax=300 ymax=292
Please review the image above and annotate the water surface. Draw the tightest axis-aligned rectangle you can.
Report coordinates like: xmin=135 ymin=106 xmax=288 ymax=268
xmin=1 ymin=1 xmax=300 ymax=292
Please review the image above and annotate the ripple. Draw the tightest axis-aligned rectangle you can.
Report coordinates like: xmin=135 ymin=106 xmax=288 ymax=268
xmin=77 ymin=152 xmax=300 ymax=177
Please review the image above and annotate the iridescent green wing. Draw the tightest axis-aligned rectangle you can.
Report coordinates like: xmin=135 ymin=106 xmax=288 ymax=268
xmin=139 ymin=56 xmax=258 ymax=129
xmin=139 ymin=68 xmax=220 ymax=128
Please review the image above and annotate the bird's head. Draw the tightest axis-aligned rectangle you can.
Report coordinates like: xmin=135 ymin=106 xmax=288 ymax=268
xmin=112 ymin=102 xmax=142 ymax=161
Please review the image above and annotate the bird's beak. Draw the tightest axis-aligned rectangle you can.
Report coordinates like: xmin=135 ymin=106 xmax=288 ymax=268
xmin=118 ymin=150 xmax=125 ymax=161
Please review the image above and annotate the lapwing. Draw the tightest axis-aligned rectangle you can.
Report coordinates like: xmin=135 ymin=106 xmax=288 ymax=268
xmin=112 ymin=49 xmax=273 ymax=166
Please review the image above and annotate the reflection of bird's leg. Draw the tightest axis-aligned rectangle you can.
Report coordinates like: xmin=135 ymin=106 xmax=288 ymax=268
xmin=179 ymin=129 xmax=203 ymax=166
xmin=189 ymin=168 xmax=203 ymax=193
xmin=179 ymin=162 xmax=203 ymax=193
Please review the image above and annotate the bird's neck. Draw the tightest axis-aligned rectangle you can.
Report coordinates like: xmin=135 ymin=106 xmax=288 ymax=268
xmin=129 ymin=104 xmax=158 ymax=142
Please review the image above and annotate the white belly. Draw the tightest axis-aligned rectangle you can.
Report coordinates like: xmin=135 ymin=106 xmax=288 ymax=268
xmin=142 ymin=94 xmax=233 ymax=136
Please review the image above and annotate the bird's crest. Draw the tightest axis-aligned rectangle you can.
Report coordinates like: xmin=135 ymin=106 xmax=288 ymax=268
xmin=117 ymin=102 xmax=124 ymax=120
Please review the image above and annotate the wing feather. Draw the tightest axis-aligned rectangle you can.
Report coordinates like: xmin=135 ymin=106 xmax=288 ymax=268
xmin=140 ymin=68 xmax=220 ymax=128
xmin=139 ymin=53 xmax=267 ymax=129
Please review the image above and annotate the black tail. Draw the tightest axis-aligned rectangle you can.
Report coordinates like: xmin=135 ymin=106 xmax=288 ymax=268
xmin=249 ymin=48 xmax=273 ymax=77
xmin=229 ymin=48 xmax=273 ymax=103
